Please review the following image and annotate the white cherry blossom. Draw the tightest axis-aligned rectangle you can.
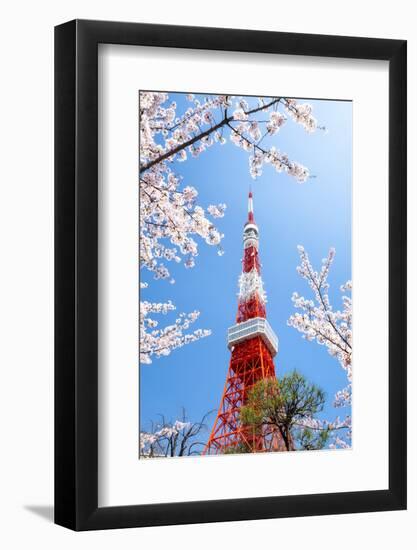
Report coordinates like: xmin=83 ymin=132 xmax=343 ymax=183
xmin=139 ymin=413 xmax=209 ymax=457
xmin=288 ymin=246 xmax=352 ymax=447
xmin=140 ymin=300 xmax=211 ymax=364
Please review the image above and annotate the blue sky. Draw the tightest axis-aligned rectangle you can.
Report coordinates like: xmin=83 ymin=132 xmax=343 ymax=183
xmin=140 ymin=93 xmax=352 ymax=444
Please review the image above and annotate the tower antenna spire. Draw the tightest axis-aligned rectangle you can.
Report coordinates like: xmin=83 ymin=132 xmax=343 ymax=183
xmin=247 ymin=187 xmax=254 ymax=223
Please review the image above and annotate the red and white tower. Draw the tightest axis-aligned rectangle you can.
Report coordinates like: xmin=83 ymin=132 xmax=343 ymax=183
xmin=205 ymin=191 xmax=286 ymax=454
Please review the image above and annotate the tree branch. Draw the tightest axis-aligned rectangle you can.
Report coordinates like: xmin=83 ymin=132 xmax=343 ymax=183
xmin=140 ymin=97 xmax=282 ymax=174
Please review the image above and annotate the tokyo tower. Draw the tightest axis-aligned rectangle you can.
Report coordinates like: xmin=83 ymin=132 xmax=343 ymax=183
xmin=204 ymin=191 xmax=287 ymax=455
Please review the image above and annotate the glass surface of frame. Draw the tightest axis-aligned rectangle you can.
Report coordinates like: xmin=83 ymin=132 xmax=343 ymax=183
xmin=55 ymin=19 xmax=406 ymax=531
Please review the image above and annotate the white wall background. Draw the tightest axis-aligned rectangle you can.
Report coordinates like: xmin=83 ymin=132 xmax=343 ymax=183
xmin=0 ymin=1 xmax=414 ymax=548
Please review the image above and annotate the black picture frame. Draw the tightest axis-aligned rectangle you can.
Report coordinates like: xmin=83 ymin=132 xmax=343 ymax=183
xmin=55 ymin=19 xmax=407 ymax=531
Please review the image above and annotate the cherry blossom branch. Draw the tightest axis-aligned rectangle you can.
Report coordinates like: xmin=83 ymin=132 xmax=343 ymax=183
xmin=140 ymin=303 xmax=211 ymax=364
xmin=288 ymin=245 xmax=352 ymax=448
xmin=302 ymin=250 xmax=351 ymax=351
xmin=140 ymin=97 xmax=282 ymax=174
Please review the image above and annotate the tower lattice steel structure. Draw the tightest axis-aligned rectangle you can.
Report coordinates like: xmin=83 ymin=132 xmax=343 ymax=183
xmin=205 ymin=192 xmax=287 ymax=454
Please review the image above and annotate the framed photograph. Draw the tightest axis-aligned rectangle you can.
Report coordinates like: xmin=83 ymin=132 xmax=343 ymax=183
xmin=55 ymin=19 xmax=407 ymax=531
